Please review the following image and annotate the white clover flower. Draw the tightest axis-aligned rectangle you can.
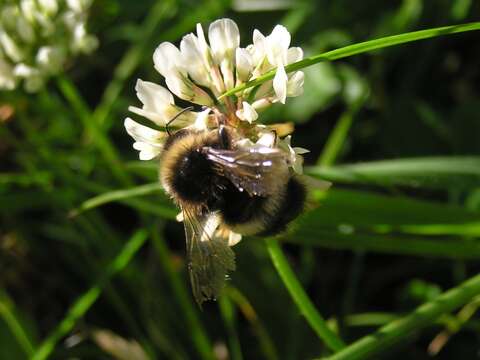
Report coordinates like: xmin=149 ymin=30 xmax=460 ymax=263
xmin=125 ymin=18 xmax=307 ymax=168
xmin=277 ymin=135 xmax=310 ymax=174
xmin=0 ymin=0 xmax=97 ymax=92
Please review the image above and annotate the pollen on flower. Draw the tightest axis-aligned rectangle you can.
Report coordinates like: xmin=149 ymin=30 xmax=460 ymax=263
xmin=125 ymin=17 xmax=309 ymax=173
xmin=0 ymin=0 xmax=98 ymax=92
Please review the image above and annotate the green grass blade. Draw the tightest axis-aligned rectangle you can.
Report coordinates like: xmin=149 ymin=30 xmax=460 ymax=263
xmin=70 ymin=183 xmax=176 ymax=218
xmin=317 ymin=96 xmax=366 ymax=166
xmin=304 ymin=188 xmax=480 ymax=229
xmin=32 ymin=230 xmax=148 ymax=360
xmin=151 ymin=226 xmax=214 ymax=360
xmin=322 ymin=272 xmax=480 ymax=360
xmin=285 ymin=229 xmax=480 ymax=260
xmin=220 ymin=22 xmax=480 ymax=98
xmin=308 ymin=157 xmax=480 ymax=190
xmin=55 ymin=76 xmax=131 ymax=186
xmin=219 ymin=295 xmax=243 ymax=360
xmin=265 ymin=238 xmax=346 ymax=352
xmin=226 ymin=287 xmax=278 ymax=360
xmin=0 ymin=290 xmax=35 ymax=357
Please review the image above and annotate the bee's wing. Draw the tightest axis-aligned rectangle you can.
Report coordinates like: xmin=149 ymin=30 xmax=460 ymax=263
xmin=203 ymin=146 xmax=288 ymax=197
xmin=182 ymin=207 xmax=236 ymax=306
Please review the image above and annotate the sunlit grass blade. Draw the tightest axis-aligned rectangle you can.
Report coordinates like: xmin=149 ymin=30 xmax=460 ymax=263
xmin=0 ymin=290 xmax=35 ymax=357
xmin=322 ymin=272 xmax=480 ymax=360
xmin=70 ymin=183 xmax=176 ymax=218
xmin=31 ymin=230 xmax=148 ymax=360
xmin=265 ymin=238 xmax=346 ymax=352
xmin=308 ymin=157 xmax=480 ymax=190
xmin=220 ymin=22 xmax=480 ymax=98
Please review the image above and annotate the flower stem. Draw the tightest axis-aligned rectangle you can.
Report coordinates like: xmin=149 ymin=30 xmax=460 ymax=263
xmin=265 ymin=238 xmax=346 ymax=352
xmin=323 ymin=272 xmax=480 ymax=360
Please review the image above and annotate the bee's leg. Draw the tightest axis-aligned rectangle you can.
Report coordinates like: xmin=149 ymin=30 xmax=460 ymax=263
xmin=218 ymin=125 xmax=230 ymax=149
xmin=272 ymin=129 xmax=278 ymax=146
xmin=166 ymin=106 xmax=194 ymax=135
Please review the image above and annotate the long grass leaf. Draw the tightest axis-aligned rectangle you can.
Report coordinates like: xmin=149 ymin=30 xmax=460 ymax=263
xmin=322 ymin=272 xmax=480 ymax=360
xmin=265 ymin=238 xmax=346 ymax=352
xmin=0 ymin=290 xmax=35 ymax=357
xmin=285 ymin=229 xmax=480 ymax=260
xmin=308 ymin=157 xmax=480 ymax=189
xmin=70 ymin=183 xmax=176 ymax=218
xmin=221 ymin=22 xmax=480 ymax=98
xmin=31 ymin=230 xmax=148 ymax=360
xmin=151 ymin=226 xmax=214 ymax=360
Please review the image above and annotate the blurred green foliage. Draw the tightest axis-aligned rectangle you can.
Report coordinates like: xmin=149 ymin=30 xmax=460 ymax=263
xmin=1 ymin=0 xmax=480 ymax=359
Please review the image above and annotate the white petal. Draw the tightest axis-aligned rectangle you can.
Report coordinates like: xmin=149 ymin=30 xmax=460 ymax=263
xmin=236 ymin=138 xmax=255 ymax=148
xmin=71 ymin=23 xmax=98 ymax=53
xmin=176 ymin=211 xmax=184 ymax=222
xmin=20 ymin=0 xmax=36 ymax=22
xmin=228 ymin=231 xmax=242 ymax=246
xmin=38 ymin=0 xmax=58 ymax=15
xmin=0 ymin=30 xmax=23 ymax=62
xmin=153 ymin=42 xmax=184 ymax=77
xmin=287 ymin=47 xmax=303 ymax=64
xmin=0 ymin=58 xmax=16 ymax=90
xmin=133 ymin=141 xmax=162 ymax=160
xmin=180 ymin=33 xmax=212 ymax=87
xmin=16 ymin=17 xmax=35 ymax=43
xmin=266 ymin=25 xmax=290 ymax=66
xmin=294 ymin=147 xmax=310 ymax=155
xmin=196 ymin=23 xmax=209 ymax=54
xmin=251 ymin=29 xmax=267 ymax=64
xmin=287 ymin=71 xmax=304 ymax=97
xmin=292 ymin=155 xmax=304 ymax=174
xmin=128 ymin=106 xmax=171 ymax=126
xmin=190 ymin=108 xmax=211 ymax=131
xmin=135 ymin=79 xmax=174 ymax=112
xmin=208 ymin=18 xmax=239 ymax=64
xmin=36 ymin=46 xmax=64 ymax=72
xmin=164 ymin=73 xmax=192 ymax=99
xmin=67 ymin=0 xmax=91 ymax=12
xmin=273 ymin=64 xmax=288 ymax=104
xmin=256 ymin=132 xmax=276 ymax=147
xmin=124 ymin=117 xmax=165 ymax=144
xmin=13 ymin=63 xmax=38 ymax=77
xmin=235 ymin=48 xmax=253 ymax=81
xmin=236 ymin=101 xmax=258 ymax=123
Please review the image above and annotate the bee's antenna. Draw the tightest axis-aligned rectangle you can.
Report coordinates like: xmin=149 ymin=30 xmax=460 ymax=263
xmin=166 ymin=106 xmax=194 ymax=136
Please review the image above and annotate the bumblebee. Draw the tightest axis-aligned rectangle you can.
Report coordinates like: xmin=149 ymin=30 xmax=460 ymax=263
xmin=160 ymin=125 xmax=306 ymax=304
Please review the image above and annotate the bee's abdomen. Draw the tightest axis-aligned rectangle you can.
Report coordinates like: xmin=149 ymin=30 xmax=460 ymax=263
xmin=259 ymin=177 xmax=306 ymax=236
xmin=222 ymin=177 xmax=306 ymax=236
xmin=219 ymin=182 xmax=268 ymax=226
